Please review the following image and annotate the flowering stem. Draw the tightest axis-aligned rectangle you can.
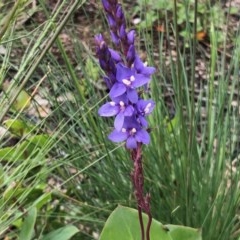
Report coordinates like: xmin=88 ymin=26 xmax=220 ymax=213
xmin=96 ymin=1 xmax=155 ymax=239
xmin=131 ymin=144 xmax=152 ymax=240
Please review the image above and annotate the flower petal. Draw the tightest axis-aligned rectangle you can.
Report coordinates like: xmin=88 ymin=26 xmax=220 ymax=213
xmin=114 ymin=112 xmax=125 ymax=131
xmin=127 ymin=88 xmax=138 ymax=103
xmin=135 ymin=129 xmax=150 ymax=144
xmin=134 ymin=55 xmax=144 ymax=70
xmin=110 ymin=31 xmax=120 ymax=45
xmin=98 ymin=102 xmax=119 ymax=116
xmin=107 ymin=15 xmax=116 ymax=28
xmin=109 ymin=83 xmax=126 ymax=98
xmin=94 ymin=34 xmax=104 ymax=45
xmin=124 ymin=105 xmax=134 ymax=116
xmin=108 ymin=129 xmax=128 ymax=142
xmin=127 ymin=30 xmax=135 ymax=44
xmin=109 ymin=48 xmax=122 ymax=62
xmin=102 ymin=0 xmax=111 ymax=11
xmin=116 ymin=63 xmax=133 ymax=82
xmin=142 ymin=66 xmax=156 ymax=76
xmin=138 ymin=116 xmax=148 ymax=127
xmin=134 ymin=55 xmax=156 ymax=76
xmin=132 ymin=74 xmax=150 ymax=88
xmin=122 ymin=116 xmax=138 ymax=129
xmin=126 ymin=45 xmax=135 ymax=64
xmin=126 ymin=136 xmax=137 ymax=149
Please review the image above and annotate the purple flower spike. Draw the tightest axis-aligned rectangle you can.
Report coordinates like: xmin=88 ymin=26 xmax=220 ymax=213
xmin=95 ymin=0 xmax=155 ymax=148
xmin=96 ymin=2 xmax=154 ymax=236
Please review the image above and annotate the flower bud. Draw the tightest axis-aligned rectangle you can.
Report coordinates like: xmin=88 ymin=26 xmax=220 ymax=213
xmin=110 ymin=31 xmax=120 ymax=45
xmin=127 ymin=30 xmax=135 ymax=44
xmin=107 ymin=15 xmax=117 ymax=29
xmin=126 ymin=45 xmax=135 ymax=65
xmin=102 ymin=0 xmax=111 ymax=12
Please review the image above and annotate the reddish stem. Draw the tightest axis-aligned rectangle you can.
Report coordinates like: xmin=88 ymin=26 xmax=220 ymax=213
xmin=138 ymin=206 xmax=145 ymax=240
xmin=131 ymin=144 xmax=152 ymax=240
xmin=146 ymin=212 xmax=152 ymax=240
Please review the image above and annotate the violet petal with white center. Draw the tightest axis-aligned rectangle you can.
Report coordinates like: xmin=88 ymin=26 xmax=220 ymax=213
xmin=131 ymin=74 xmax=150 ymax=88
xmin=98 ymin=102 xmax=119 ymax=117
xmin=135 ymin=129 xmax=150 ymax=144
xmin=108 ymin=129 xmax=128 ymax=142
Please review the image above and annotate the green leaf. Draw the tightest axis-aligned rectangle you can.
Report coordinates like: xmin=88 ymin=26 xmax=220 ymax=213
xmin=13 ymin=90 xmax=31 ymax=111
xmin=100 ymin=205 xmax=171 ymax=240
xmin=41 ymin=225 xmax=79 ymax=240
xmin=166 ymin=224 xmax=202 ymax=240
xmin=19 ymin=207 xmax=37 ymax=240
xmin=12 ymin=89 xmax=31 ymax=111
xmin=100 ymin=206 xmax=202 ymax=240
xmin=4 ymin=119 xmax=34 ymax=137
xmin=0 ymin=145 xmax=26 ymax=161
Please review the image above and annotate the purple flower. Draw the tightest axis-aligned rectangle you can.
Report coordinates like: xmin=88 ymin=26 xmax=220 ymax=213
xmin=136 ymin=99 xmax=155 ymax=127
xmin=134 ymin=55 xmax=156 ymax=77
xmin=108 ymin=117 xmax=150 ymax=149
xmin=98 ymin=95 xmax=134 ymax=131
xmin=109 ymin=63 xmax=150 ymax=103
